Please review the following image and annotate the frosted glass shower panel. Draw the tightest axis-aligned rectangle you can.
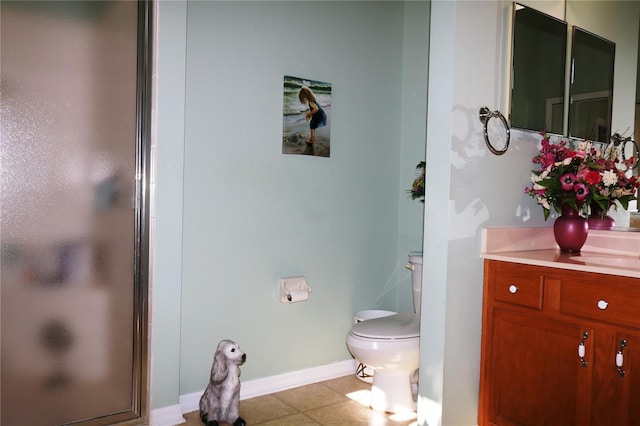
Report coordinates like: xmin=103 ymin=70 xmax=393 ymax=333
xmin=1 ymin=1 xmax=140 ymax=425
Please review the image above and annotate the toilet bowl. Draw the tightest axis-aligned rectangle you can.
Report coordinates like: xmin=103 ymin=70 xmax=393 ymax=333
xmin=353 ymin=310 xmax=398 ymax=383
xmin=347 ymin=312 xmax=419 ymax=412
xmin=346 ymin=252 xmax=422 ymax=413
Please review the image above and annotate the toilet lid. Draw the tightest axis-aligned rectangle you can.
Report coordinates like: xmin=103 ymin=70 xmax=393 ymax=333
xmin=351 ymin=312 xmax=420 ymax=339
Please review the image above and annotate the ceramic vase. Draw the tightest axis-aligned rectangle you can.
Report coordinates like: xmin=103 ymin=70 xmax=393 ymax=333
xmin=554 ymin=204 xmax=588 ymax=253
xmin=588 ymin=202 xmax=615 ymax=230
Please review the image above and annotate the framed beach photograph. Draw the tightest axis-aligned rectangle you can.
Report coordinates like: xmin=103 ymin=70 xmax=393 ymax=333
xmin=282 ymin=75 xmax=332 ymax=157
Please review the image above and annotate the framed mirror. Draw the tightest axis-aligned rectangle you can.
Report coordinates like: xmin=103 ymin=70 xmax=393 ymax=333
xmin=510 ymin=3 xmax=567 ymax=134
xmin=568 ymin=26 xmax=615 ymax=143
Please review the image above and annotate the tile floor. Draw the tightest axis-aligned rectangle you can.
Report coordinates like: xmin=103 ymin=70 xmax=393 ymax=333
xmin=182 ymin=374 xmax=418 ymax=426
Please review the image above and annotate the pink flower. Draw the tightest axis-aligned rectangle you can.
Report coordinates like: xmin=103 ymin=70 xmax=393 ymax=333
xmin=560 ymin=173 xmax=576 ymax=190
xmin=571 ymin=150 xmax=586 ymax=159
xmin=574 ymin=183 xmax=589 ymax=201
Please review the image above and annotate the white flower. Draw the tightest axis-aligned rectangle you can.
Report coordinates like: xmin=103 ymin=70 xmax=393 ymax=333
xmin=537 ymin=195 xmax=551 ymax=210
xmin=577 ymin=140 xmax=592 ymax=152
xmin=533 ymin=183 xmax=545 ymax=191
xmin=602 ymin=170 xmax=618 ymax=187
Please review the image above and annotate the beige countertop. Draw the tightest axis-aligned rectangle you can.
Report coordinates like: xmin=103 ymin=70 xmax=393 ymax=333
xmin=482 ymin=227 xmax=640 ymax=278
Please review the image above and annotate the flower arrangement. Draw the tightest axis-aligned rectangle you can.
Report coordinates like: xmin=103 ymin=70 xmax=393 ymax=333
xmin=589 ymin=149 xmax=639 ymax=219
xmin=525 ymin=131 xmax=639 ymax=220
xmin=409 ymin=161 xmax=425 ymax=202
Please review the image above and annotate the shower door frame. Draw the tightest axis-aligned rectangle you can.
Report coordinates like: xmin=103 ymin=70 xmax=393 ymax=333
xmin=78 ymin=1 xmax=153 ymax=425
xmin=120 ymin=0 xmax=152 ymax=424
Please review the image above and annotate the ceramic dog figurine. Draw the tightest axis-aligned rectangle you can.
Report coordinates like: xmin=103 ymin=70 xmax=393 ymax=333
xmin=199 ymin=340 xmax=246 ymax=426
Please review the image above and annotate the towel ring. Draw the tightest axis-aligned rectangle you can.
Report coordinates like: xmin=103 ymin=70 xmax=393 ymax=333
xmin=479 ymin=106 xmax=510 ymax=156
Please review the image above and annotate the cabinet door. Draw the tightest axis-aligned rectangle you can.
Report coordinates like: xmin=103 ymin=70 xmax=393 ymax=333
xmin=592 ymin=331 xmax=640 ymax=425
xmin=488 ymin=309 xmax=593 ymax=426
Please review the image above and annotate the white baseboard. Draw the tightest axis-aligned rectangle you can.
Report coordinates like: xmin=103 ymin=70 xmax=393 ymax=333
xmin=149 ymin=403 xmax=185 ymax=426
xmin=240 ymin=358 xmax=356 ymax=400
xmin=153 ymin=358 xmax=356 ymax=424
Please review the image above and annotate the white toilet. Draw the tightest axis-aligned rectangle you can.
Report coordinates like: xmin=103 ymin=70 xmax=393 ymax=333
xmin=346 ymin=252 xmax=422 ymax=413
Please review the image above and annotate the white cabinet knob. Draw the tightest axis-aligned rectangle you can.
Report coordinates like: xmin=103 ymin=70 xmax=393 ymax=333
xmin=597 ymin=300 xmax=609 ymax=310
xmin=508 ymin=284 xmax=518 ymax=294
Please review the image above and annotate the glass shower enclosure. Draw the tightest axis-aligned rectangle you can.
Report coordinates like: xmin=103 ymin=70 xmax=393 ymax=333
xmin=0 ymin=1 xmax=151 ymax=424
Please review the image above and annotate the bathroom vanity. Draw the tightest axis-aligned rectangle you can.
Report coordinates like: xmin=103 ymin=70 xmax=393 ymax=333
xmin=479 ymin=227 xmax=640 ymax=426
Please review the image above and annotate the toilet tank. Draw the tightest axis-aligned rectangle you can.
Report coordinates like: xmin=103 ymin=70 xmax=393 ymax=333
xmin=408 ymin=252 xmax=423 ymax=314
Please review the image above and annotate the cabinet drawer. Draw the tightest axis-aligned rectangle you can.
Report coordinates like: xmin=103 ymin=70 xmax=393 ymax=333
xmin=560 ymin=280 xmax=640 ymax=328
xmin=493 ymin=265 xmax=543 ymax=310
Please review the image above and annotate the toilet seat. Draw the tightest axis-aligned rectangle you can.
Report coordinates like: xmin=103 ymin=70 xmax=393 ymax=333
xmin=351 ymin=312 xmax=419 ymax=340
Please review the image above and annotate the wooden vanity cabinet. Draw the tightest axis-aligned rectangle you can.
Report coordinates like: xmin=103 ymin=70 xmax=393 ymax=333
xmin=479 ymin=260 xmax=640 ymax=426
xmin=590 ymin=331 xmax=640 ymax=425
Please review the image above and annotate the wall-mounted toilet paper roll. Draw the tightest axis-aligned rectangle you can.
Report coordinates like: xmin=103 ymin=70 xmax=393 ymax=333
xmin=287 ymin=290 xmax=309 ymax=303
xmin=279 ymin=276 xmax=312 ymax=303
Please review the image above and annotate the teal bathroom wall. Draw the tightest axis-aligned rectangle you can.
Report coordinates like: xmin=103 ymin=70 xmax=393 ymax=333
xmin=420 ymin=2 xmax=547 ymax=423
xmin=152 ymin=0 xmax=428 ymax=408
xmin=421 ymin=1 xmax=639 ymax=425
xmin=151 ymin=0 xmax=188 ymax=410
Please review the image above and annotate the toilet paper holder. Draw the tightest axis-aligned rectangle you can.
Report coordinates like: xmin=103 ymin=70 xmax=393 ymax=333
xmin=279 ymin=276 xmax=312 ymax=303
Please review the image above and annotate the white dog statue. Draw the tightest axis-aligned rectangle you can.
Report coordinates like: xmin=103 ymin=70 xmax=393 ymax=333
xmin=199 ymin=339 xmax=246 ymax=426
